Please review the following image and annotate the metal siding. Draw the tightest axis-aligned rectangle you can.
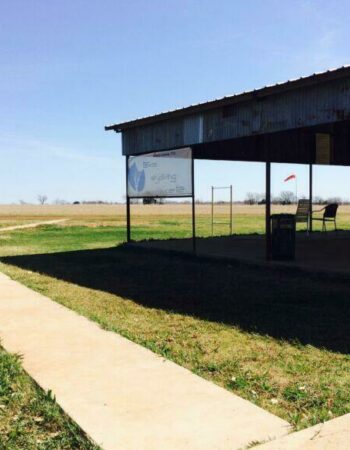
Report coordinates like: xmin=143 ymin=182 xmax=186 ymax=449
xmin=184 ymin=115 xmax=202 ymax=145
xmin=122 ymin=77 xmax=350 ymax=155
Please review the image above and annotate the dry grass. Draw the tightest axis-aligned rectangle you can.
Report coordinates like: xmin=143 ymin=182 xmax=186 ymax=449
xmin=1 ymin=202 xmax=350 ymax=217
xmin=2 ymin=203 xmax=350 ymax=233
xmin=0 ymin=203 xmax=327 ymax=218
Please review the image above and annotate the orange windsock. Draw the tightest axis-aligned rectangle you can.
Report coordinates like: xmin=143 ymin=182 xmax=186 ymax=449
xmin=284 ymin=174 xmax=296 ymax=182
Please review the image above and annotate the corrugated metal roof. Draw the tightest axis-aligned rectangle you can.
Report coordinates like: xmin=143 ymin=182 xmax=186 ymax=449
xmin=105 ymin=65 xmax=350 ymax=132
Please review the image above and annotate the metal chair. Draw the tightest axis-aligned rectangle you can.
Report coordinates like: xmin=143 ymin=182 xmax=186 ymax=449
xmin=312 ymin=203 xmax=339 ymax=232
xmin=295 ymin=199 xmax=311 ymax=231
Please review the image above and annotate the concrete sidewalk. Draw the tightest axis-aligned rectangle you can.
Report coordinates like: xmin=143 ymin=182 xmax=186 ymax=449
xmin=0 ymin=219 xmax=67 ymax=231
xmin=256 ymin=412 xmax=350 ymax=449
xmin=0 ymin=272 xmax=288 ymax=450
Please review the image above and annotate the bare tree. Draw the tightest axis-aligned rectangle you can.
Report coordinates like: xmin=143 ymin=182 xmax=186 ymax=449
xmin=279 ymin=190 xmax=296 ymax=205
xmin=143 ymin=197 xmax=157 ymax=205
xmin=314 ymin=196 xmax=325 ymax=205
xmin=53 ymin=198 xmax=69 ymax=205
xmin=37 ymin=194 xmax=48 ymax=205
xmin=244 ymin=192 xmax=261 ymax=205
xmin=327 ymin=196 xmax=342 ymax=205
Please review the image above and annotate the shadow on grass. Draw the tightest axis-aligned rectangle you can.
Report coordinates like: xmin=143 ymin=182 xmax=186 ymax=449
xmin=2 ymin=244 xmax=350 ymax=354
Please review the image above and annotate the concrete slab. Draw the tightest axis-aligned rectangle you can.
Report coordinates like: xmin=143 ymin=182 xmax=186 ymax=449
xmin=256 ymin=412 xmax=350 ymax=449
xmin=134 ymin=232 xmax=350 ymax=277
xmin=0 ymin=273 xmax=289 ymax=450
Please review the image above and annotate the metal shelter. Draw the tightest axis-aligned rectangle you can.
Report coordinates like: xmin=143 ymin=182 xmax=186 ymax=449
xmin=105 ymin=65 xmax=350 ymax=259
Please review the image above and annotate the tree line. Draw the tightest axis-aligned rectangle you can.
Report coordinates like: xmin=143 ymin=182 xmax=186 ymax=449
xmin=17 ymin=192 xmax=346 ymax=206
xmin=244 ymin=191 xmax=345 ymax=205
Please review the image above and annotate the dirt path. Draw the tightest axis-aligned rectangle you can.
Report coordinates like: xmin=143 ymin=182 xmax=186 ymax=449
xmin=0 ymin=219 xmax=67 ymax=231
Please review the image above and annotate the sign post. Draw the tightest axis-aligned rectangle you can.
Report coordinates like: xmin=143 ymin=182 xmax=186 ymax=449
xmin=126 ymin=148 xmax=195 ymax=252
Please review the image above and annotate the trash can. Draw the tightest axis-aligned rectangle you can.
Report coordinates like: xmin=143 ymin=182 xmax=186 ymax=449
xmin=271 ymin=214 xmax=296 ymax=260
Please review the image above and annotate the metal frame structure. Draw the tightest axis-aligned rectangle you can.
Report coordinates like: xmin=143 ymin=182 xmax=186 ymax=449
xmin=125 ymin=152 xmax=196 ymax=253
xmin=106 ymin=65 xmax=350 ymax=261
xmin=211 ymin=185 xmax=233 ymax=236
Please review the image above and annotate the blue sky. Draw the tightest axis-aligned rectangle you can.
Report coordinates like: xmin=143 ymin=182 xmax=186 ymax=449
xmin=1 ymin=0 xmax=350 ymax=203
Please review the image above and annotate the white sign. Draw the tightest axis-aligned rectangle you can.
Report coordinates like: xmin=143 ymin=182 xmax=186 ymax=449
xmin=316 ymin=133 xmax=332 ymax=165
xmin=128 ymin=148 xmax=192 ymax=198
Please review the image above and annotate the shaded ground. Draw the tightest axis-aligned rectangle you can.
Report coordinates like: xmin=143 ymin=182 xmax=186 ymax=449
xmin=137 ymin=231 xmax=350 ymax=275
xmin=2 ymin=244 xmax=350 ymax=354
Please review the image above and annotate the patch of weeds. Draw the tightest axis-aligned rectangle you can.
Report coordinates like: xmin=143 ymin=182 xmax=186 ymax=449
xmin=227 ymin=370 xmax=279 ymax=403
xmin=158 ymin=220 xmax=180 ymax=226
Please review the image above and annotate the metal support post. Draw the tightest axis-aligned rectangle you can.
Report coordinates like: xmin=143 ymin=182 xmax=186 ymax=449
xmin=266 ymin=161 xmax=271 ymax=260
xmin=126 ymin=156 xmax=131 ymax=243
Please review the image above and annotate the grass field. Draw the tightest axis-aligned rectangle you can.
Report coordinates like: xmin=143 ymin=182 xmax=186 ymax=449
xmin=2 ymin=203 xmax=350 ymax=235
xmin=0 ymin=204 xmax=350 ymax=436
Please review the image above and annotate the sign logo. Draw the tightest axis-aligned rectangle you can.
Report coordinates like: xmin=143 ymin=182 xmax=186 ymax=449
xmin=129 ymin=163 xmax=145 ymax=192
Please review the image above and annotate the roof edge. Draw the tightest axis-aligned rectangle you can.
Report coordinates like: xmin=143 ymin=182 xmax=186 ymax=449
xmin=105 ymin=65 xmax=350 ymax=133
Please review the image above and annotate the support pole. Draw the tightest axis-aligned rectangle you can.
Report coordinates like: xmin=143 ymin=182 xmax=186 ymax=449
xmin=126 ymin=156 xmax=131 ymax=243
xmin=191 ymin=154 xmax=196 ymax=253
xmin=211 ymin=186 xmax=214 ymax=236
xmin=230 ymin=185 xmax=233 ymax=234
xmin=265 ymin=161 xmax=271 ymax=260
xmin=309 ymin=163 xmax=313 ymax=233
